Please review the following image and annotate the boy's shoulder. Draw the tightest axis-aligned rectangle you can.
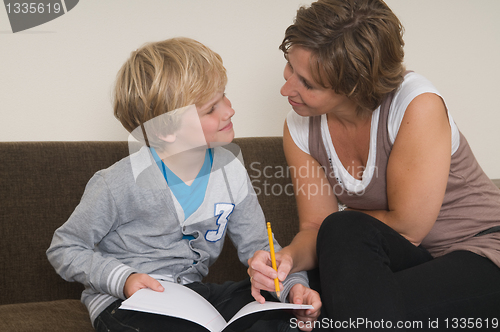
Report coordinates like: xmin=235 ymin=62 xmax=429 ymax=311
xmin=94 ymin=146 xmax=155 ymax=188
xmin=212 ymin=144 xmax=246 ymax=173
xmin=95 ymin=150 xmax=134 ymax=178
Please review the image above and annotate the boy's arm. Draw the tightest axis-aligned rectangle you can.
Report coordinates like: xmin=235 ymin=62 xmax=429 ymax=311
xmin=46 ymin=173 xmax=137 ymax=300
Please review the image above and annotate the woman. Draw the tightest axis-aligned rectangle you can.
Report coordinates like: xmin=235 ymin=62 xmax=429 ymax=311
xmin=248 ymin=0 xmax=500 ymax=328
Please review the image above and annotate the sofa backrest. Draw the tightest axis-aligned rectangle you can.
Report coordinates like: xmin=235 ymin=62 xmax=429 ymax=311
xmin=0 ymin=137 xmax=299 ymax=305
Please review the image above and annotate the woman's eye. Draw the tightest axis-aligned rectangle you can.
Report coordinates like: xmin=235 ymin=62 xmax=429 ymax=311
xmin=303 ymin=80 xmax=313 ymax=90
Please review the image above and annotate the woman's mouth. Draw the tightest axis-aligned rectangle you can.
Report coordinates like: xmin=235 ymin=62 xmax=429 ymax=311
xmin=288 ymin=98 xmax=303 ymax=107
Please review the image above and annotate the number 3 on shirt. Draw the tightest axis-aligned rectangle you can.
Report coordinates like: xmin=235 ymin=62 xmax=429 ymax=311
xmin=205 ymin=203 xmax=235 ymax=242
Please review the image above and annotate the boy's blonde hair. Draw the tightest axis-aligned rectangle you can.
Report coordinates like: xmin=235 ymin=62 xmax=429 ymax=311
xmin=113 ymin=37 xmax=227 ymax=145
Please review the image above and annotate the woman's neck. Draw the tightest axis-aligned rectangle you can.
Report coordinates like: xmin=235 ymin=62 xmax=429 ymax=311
xmin=327 ymin=105 xmax=372 ymax=129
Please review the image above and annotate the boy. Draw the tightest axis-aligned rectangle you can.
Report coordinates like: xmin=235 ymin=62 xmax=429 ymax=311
xmin=47 ymin=37 xmax=320 ymax=332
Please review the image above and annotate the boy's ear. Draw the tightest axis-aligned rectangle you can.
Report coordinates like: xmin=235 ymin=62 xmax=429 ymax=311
xmin=158 ymin=133 xmax=176 ymax=143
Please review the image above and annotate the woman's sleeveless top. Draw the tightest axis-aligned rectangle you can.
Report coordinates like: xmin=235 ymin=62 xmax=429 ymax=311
xmin=308 ymin=84 xmax=500 ymax=267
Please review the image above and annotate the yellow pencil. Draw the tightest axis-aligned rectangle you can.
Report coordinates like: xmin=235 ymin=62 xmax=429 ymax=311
xmin=266 ymin=222 xmax=281 ymax=299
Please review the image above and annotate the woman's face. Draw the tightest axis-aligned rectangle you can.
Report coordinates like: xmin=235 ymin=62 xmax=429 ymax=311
xmin=280 ymin=46 xmax=355 ymax=117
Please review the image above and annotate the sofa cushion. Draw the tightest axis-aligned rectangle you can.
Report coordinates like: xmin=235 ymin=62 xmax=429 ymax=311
xmin=0 ymin=300 xmax=93 ymax=332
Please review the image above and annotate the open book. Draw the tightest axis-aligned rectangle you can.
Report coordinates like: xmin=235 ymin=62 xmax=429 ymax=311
xmin=119 ymin=280 xmax=313 ymax=332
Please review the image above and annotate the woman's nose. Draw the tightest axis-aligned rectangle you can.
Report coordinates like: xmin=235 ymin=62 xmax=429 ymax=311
xmin=280 ymin=79 xmax=293 ymax=97
xmin=281 ymin=67 xmax=295 ymax=97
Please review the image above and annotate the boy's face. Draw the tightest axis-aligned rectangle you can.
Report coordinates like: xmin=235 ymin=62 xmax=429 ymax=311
xmin=196 ymin=91 xmax=235 ymax=148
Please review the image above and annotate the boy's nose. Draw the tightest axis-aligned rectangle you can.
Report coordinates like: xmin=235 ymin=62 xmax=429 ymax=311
xmin=223 ymin=97 xmax=235 ymax=118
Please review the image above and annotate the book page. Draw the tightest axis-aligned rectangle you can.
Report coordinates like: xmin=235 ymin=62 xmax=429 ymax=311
xmin=120 ymin=281 xmax=227 ymax=332
xmin=226 ymin=300 xmax=314 ymax=327
xmin=119 ymin=280 xmax=314 ymax=332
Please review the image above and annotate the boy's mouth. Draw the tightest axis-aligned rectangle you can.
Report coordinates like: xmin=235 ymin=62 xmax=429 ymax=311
xmin=220 ymin=122 xmax=233 ymax=131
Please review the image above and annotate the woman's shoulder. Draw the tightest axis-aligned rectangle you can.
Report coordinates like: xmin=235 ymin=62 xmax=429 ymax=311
xmin=388 ymin=72 xmax=460 ymax=153
xmin=286 ymin=110 xmax=312 ymax=154
xmin=388 ymin=72 xmax=443 ymax=142
xmin=394 ymin=72 xmax=440 ymax=104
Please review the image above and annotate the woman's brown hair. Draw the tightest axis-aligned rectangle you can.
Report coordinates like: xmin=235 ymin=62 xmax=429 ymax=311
xmin=280 ymin=0 xmax=406 ymax=113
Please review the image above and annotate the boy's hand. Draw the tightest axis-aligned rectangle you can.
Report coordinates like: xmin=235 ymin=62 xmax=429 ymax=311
xmin=289 ymin=284 xmax=322 ymax=332
xmin=123 ymin=273 xmax=164 ymax=298
xmin=247 ymin=250 xmax=293 ymax=303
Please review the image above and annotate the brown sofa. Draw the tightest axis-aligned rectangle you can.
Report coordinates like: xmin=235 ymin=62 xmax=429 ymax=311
xmin=1 ymin=138 xmax=499 ymax=331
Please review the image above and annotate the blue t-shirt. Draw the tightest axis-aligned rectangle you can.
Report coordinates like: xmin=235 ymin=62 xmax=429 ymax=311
xmin=150 ymin=147 xmax=213 ymax=220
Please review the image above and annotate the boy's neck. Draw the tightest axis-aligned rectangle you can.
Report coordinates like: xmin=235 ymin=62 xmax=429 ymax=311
xmin=156 ymin=146 xmax=208 ymax=186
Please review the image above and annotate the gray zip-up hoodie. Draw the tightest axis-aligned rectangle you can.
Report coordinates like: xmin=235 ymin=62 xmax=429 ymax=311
xmin=47 ymin=145 xmax=308 ymax=325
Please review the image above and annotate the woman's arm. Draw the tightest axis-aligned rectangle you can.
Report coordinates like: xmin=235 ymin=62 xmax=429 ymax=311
xmin=355 ymin=93 xmax=451 ymax=245
xmin=281 ymin=120 xmax=339 ymax=272
xmin=248 ymin=120 xmax=337 ymax=293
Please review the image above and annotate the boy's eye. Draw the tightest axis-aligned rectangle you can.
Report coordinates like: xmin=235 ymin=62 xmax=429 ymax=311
xmin=206 ymin=93 xmax=226 ymax=114
xmin=203 ymin=93 xmax=226 ymax=115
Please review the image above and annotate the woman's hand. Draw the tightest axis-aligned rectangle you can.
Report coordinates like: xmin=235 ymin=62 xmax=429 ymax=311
xmin=289 ymin=284 xmax=322 ymax=332
xmin=123 ymin=273 xmax=164 ymax=298
xmin=247 ymin=250 xmax=294 ymax=303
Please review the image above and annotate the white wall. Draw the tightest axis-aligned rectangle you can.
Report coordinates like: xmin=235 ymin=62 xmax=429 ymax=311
xmin=1 ymin=0 xmax=499 ymax=178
